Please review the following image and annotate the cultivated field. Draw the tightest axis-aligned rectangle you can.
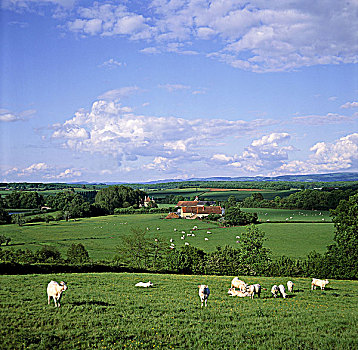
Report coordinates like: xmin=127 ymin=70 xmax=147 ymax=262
xmin=0 ymin=273 xmax=357 ymax=349
xmin=148 ymin=187 xmax=298 ymax=202
xmin=1 ymin=210 xmax=334 ymax=260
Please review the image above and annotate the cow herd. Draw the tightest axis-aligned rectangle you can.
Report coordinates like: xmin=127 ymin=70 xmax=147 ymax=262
xmin=46 ymin=277 xmax=330 ymax=308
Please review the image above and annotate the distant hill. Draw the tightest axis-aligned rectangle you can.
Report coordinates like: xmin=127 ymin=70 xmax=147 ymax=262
xmin=103 ymin=172 xmax=358 ymax=185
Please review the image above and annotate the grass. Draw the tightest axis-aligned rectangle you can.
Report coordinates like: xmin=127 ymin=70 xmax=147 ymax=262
xmin=0 ymin=210 xmax=334 ymax=260
xmin=0 ymin=273 xmax=357 ymax=349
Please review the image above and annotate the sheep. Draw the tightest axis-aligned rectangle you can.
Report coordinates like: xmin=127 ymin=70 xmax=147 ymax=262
xmin=278 ymin=284 xmax=287 ymax=298
xmin=287 ymin=281 xmax=294 ymax=293
xmin=47 ymin=281 xmax=67 ymax=307
xmin=206 ymin=231 xmax=212 ymax=234
xmin=247 ymin=284 xmax=261 ymax=298
xmin=271 ymin=285 xmax=279 ymax=298
xmin=198 ymin=285 xmax=210 ymax=307
xmin=231 ymin=277 xmax=247 ymax=292
xmin=311 ymin=278 xmax=329 ymax=290
xmin=227 ymin=288 xmax=250 ymax=297
xmin=135 ymin=281 xmax=153 ymax=288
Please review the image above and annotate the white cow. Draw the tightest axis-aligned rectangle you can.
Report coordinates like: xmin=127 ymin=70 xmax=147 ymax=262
xmin=278 ymin=284 xmax=287 ymax=299
xmin=287 ymin=281 xmax=294 ymax=293
xmin=135 ymin=281 xmax=153 ymax=288
xmin=247 ymin=284 xmax=261 ymax=298
xmin=271 ymin=285 xmax=279 ymax=298
xmin=198 ymin=285 xmax=210 ymax=307
xmin=311 ymin=278 xmax=329 ymax=290
xmin=47 ymin=281 xmax=67 ymax=307
xmin=231 ymin=277 xmax=247 ymax=292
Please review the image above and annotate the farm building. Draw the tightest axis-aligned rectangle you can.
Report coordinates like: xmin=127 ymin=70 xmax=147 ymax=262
xmin=176 ymin=199 xmax=223 ymax=219
xmin=165 ymin=212 xmax=180 ymax=219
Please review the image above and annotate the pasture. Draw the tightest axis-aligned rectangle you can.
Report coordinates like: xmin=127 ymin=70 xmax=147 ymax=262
xmin=1 ymin=210 xmax=334 ymax=260
xmin=0 ymin=273 xmax=357 ymax=349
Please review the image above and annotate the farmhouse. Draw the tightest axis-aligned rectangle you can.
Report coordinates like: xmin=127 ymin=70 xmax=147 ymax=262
xmin=176 ymin=198 xmax=223 ymax=219
xmin=140 ymin=196 xmax=156 ymax=207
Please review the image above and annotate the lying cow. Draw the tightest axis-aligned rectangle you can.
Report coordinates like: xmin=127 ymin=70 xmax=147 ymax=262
xmin=135 ymin=281 xmax=153 ymax=288
xmin=311 ymin=278 xmax=329 ymax=290
xmin=47 ymin=281 xmax=67 ymax=307
xmin=198 ymin=285 xmax=210 ymax=307
xmin=228 ymin=288 xmax=250 ymax=297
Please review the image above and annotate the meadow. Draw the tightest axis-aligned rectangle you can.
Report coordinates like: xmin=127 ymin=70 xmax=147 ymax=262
xmin=0 ymin=273 xmax=357 ymax=349
xmin=1 ymin=209 xmax=334 ymax=260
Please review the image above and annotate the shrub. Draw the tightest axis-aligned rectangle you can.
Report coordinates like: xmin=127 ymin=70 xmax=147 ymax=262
xmin=67 ymin=243 xmax=90 ymax=264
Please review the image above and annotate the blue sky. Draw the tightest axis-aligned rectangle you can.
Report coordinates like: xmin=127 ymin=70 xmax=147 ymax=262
xmin=1 ymin=0 xmax=357 ymax=183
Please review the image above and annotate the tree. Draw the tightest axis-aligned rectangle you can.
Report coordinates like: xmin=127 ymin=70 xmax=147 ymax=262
xmin=325 ymin=193 xmax=358 ymax=279
xmin=114 ymin=228 xmax=167 ymax=270
xmin=224 ymin=206 xmax=258 ymax=226
xmin=238 ymin=224 xmax=271 ymax=275
xmin=67 ymin=243 xmax=90 ymax=264
xmin=0 ymin=207 xmax=11 ymax=225
xmin=95 ymin=185 xmax=146 ymax=214
xmin=36 ymin=246 xmax=62 ymax=263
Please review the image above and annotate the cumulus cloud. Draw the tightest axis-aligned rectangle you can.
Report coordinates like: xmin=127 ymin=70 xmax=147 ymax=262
xmin=49 ymin=98 xmax=274 ymax=172
xmin=60 ymin=0 xmax=358 ymax=72
xmin=275 ymin=133 xmax=358 ymax=174
xmin=6 ymin=1 xmax=358 ymax=72
xmin=341 ymin=101 xmax=358 ymax=109
xmin=3 ymin=162 xmax=82 ymax=180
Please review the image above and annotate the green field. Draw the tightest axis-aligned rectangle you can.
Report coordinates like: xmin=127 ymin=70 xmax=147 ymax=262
xmin=148 ymin=187 xmax=298 ymax=202
xmin=0 ymin=210 xmax=334 ymax=260
xmin=242 ymin=208 xmax=332 ymax=222
xmin=0 ymin=273 xmax=356 ymax=349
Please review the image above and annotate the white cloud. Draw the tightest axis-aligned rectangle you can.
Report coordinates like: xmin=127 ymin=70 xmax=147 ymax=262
xmin=3 ymin=162 xmax=83 ymax=181
xmin=97 ymin=86 xmax=139 ymax=100
xmin=99 ymin=58 xmax=125 ymax=68
xmin=49 ymin=99 xmax=274 ymax=171
xmin=275 ymin=133 xmax=358 ymax=174
xmin=293 ymin=113 xmax=356 ymax=125
xmin=0 ymin=108 xmax=36 ymax=122
xmin=341 ymin=101 xmax=358 ymax=109
xmin=7 ymin=1 xmax=358 ymax=72
xmin=159 ymin=83 xmax=191 ymax=92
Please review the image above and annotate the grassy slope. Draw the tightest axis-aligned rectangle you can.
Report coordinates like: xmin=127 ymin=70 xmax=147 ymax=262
xmin=0 ymin=211 xmax=334 ymax=260
xmin=0 ymin=273 xmax=357 ymax=349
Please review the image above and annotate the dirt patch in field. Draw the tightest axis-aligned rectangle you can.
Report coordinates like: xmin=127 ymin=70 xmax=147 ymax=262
xmin=208 ymin=188 xmax=265 ymax=191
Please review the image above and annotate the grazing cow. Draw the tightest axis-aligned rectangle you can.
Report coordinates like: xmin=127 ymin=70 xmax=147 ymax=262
xmin=228 ymin=288 xmax=250 ymax=297
xmin=311 ymin=278 xmax=329 ymax=290
xmin=231 ymin=277 xmax=247 ymax=292
xmin=271 ymin=285 xmax=279 ymax=298
xmin=247 ymin=284 xmax=261 ymax=298
xmin=135 ymin=281 xmax=153 ymax=288
xmin=198 ymin=285 xmax=210 ymax=307
xmin=47 ymin=281 xmax=67 ymax=307
xmin=278 ymin=284 xmax=287 ymax=299
xmin=287 ymin=281 xmax=294 ymax=293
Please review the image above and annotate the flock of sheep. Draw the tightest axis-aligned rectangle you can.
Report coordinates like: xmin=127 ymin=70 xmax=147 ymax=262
xmin=47 ymin=277 xmax=330 ymax=308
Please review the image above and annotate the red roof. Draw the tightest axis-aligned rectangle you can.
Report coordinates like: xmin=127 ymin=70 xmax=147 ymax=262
xmin=182 ymin=206 xmax=222 ymax=215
